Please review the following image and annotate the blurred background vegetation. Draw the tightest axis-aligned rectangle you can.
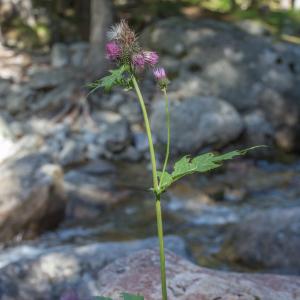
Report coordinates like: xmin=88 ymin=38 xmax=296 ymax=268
xmin=1 ymin=0 xmax=300 ymax=50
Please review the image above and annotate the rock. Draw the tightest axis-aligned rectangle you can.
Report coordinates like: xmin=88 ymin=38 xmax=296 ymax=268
xmin=58 ymin=139 xmax=86 ymax=167
xmin=63 ymin=163 xmax=130 ymax=219
xmin=142 ymin=17 xmax=300 ymax=152
xmin=236 ymin=20 xmax=271 ymax=36
xmin=243 ymin=110 xmax=274 ymax=146
xmin=51 ymin=43 xmax=69 ymax=68
xmin=96 ymin=113 xmax=132 ymax=154
xmin=151 ymin=96 xmax=243 ymax=154
xmin=69 ymin=42 xmax=89 ymax=67
xmin=222 ymin=208 xmax=300 ymax=274
xmin=85 ymin=250 xmax=300 ymax=300
xmin=0 ymin=114 xmax=14 ymax=140
xmin=119 ymin=101 xmax=141 ymax=124
xmin=0 ymin=153 xmax=66 ymax=242
xmin=29 ymin=69 xmax=74 ymax=90
xmin=30 ymin=82 xmax=76 ymax=113
xmin=5 ymin=85 xmax=32 ymax=115
xmin=0 ymin=236 xmax=187 ymax=300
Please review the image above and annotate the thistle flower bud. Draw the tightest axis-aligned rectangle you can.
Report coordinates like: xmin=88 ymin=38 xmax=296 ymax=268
xmin=153 ymin=67 xmax=166 ymax=80
xmin=132 ymin=53 xmax=145 ymax=69
xmin=143 ymin=51 xmax=159 ymax=66
xmin=106 ymin=41 xmax=121 ymax=61
xmin=153 ymin=67 xmax=169 ymax=89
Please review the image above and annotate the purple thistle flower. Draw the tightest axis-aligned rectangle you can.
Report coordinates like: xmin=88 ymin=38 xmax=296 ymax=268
xmin=143 ymin=51 xmax=159 ymax=66
xmin=105 ymin=41 xmax=121 ymax=61
xmin=132 ymin=53 xmax=145 ymax=69
xmin=153 ymin=67 xmax=167 ymax=80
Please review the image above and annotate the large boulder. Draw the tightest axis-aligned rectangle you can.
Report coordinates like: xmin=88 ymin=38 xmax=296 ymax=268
xmin=221 ymin=208 xmax=300 ymax=274
xmin=85 ymin=250 xmax=300 ymax=300
xmin=143 ymin=18 xmax=300 ymax=152
xmin=0 ymin=236 xmax=187 ymax=300
xmin=0 ymin=153 xmax=66 ymax=242
xmin=151 ymin=96 xmax=243 ymax=154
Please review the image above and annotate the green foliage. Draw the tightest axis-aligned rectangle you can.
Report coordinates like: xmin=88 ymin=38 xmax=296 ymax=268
xmin=94 ymin=294 xmax=144 ymax=300
xmin=87 ymin=65 xmax=132 ymax=94
xmin=122 ymin=293 xmax=144 ymax=300
xmin=157 ymin=146 xmax=265 ymax=193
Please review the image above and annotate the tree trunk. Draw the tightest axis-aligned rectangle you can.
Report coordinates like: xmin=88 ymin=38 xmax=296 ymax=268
xmin=89 ymin=0 xmax=113 ymax=78
xmin=229 ymin=0 xmax=238 ymax=11
xmin=75 ymin=0 xmax=91 ymax=41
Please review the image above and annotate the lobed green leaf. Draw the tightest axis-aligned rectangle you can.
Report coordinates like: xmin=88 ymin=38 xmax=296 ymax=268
xmin=87 ymin=65 xmax=131 ymax=94
xmin=157 ymin=146 xmax=266 ymax=194
xmin=157 ymin=170 xmax=173 ymax=191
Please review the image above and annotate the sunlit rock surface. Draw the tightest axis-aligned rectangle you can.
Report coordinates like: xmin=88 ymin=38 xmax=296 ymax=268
xmin=92 ymin=250 xmax=300 ymax=300
xmin=0 ymin=236 xmax=187 ymax=300
xmin=0 ymin=153 xmax=66 ymax=242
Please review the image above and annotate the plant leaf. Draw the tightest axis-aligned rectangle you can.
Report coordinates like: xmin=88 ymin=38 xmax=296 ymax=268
xmin=87 ymin=65 xmax=131 ymax=93
xmin=93 ymin=297 xmax=112 ymax=300
xmin=122 ymin=293 xmax=144 ymax=300
xmin=157 ymin=170 xmax=173 ymax=191
xmin=171 ymin=156 xmax=196 ymax=179
xmin=157 ymin=146 xmax=266 ymax=195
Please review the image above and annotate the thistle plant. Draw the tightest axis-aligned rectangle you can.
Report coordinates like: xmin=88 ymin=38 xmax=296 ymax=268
xmin=88 ymin=20 xmax=262 ymax=300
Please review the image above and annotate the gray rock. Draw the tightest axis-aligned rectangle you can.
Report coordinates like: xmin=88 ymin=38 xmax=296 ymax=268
xmin=236 ymin=20 xmax=271 ymax=36
xmin=69 ymin=42 xmax=89 ymax=67
xmin=151 ymin=96 xmax=243 ymax=154
xmin=85 ymin=249 xmax=300 ymax=300
xmin=0 ymin=236 xmax=187 ymax=300
xmin=97 ymin=115 xmax=132 ymax=154
xmin=51 ymin=43 xmax=69 ymax=68
xmin=5 ymin=85 xmax=32 ymax=115
xmin=63 ymin=165 xmax=129 ymax=219
xmin=222 ymin=208 xmax=300 ymax=274
xmin=58 ymin=139 xmax=86 ymax=167
xmin=30 ymin=83 xmax=76 ymax=113
xmin=143 ymin=17 xmax=300 ymax=116
xmin=0 ymin=153 xmax=66 ymax=242
xmin=0 ymin=115 xmax=14 ymax=140
xmin=29 ymin=69 xmax=74 ymax=90
xmin=243 ymin=110 xmax=274 ymax=146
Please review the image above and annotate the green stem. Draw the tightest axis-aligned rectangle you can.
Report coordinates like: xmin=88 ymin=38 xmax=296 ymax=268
xmin=132 ymin=76 xmax=159 ymax=191
xmin=159 ymin=88 xmax=171 ymax=189
xmin=132 ymin=75 xmax=167 ymax=300
xmin=156 ymin=195 xmax=168 ymax=300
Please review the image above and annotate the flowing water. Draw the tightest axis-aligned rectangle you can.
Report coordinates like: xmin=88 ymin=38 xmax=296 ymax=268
xmin=24 ymin=157 xmax=300 ymax=273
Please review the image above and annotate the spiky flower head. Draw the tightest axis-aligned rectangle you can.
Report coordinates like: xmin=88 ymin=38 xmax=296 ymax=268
xmin=132 ymin=53 xmax=145 ymax=69
xmin=143 ymin=51 xmax=159 ymax=66
xmin=106 ymin=41 xmax=121 ymax=61
xmin=107 ymin=19 xmax=137 ymax=47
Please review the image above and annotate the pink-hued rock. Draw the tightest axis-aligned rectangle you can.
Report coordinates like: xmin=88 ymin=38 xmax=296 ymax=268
xmin=95 ymin=250 xmax=300 ymax=300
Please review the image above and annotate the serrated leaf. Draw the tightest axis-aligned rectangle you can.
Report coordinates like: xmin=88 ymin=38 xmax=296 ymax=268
xmin=87 ymin=65 xmax=131 ymax=94
xmin=157 ymin=146 xmax=266 ymax=195
xmin=157 ymin=170 xmax=173 ymax=191
xmin=192 ymin=153 xmax=221 ymax=173
xmin=171 ymin=156 xmax=196 ymax=179
xmin=100 ymin=65 xmax=129 ymax=92
xmin=122 ymin=293 xmax=144 ymax=300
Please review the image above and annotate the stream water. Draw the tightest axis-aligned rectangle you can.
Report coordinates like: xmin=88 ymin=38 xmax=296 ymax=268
xmin=23 ymin=157 xmax=299 ymax=273
xmin=21 ymin=159 xmax=300 ymax=271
